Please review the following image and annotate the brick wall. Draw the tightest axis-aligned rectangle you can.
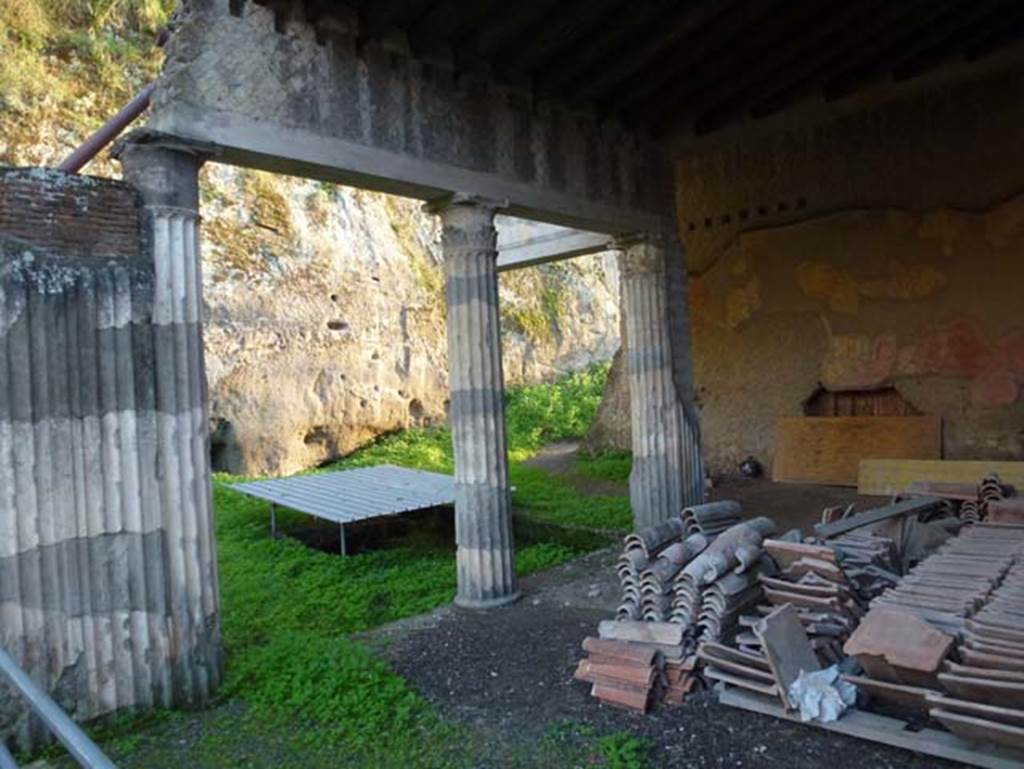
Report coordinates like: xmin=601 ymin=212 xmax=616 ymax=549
xmin=0 ymin=167 xmax=142 ymax=259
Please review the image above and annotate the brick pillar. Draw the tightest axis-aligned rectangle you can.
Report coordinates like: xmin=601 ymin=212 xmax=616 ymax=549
xmin=429 ymin=194 xmax=518 ymax=608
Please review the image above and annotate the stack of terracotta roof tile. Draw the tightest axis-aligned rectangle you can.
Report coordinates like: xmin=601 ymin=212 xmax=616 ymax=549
xmin=696 ymin=558 xmax=776 ymax=644
xmin=925 ymin=526 xmax=1024 ymax=749
xmin=869 ymin=524 xmax=1024 ymax=635
xmin=701 ymin=604 xmax=822 ymax=710
xmin=615 ymin=504 xmax=746 ymax=621
xmin=829 ymin=533 xmax=901 ymax=598
xmin=738 ymin=539 xmax=865 ymax=664
xmin=616 ymin=517 xmax=689 ymax=620
xmin=574 ymin=621 xmax=697 ymax=712
xmin=909 ymin=473 xmax=1015 ymax=524
xmin=681 ymin=501 xmax=742 ymax=536
xmin=669 ymin=518 xmax=776 ymax=635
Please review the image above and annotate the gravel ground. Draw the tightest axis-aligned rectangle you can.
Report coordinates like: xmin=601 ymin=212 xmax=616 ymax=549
xmin=360 ymin=477 xmax=973 ymax=769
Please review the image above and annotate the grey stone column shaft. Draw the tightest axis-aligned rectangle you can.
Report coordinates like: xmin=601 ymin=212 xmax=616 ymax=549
xmin=119 ymin=142 xmax=223 ymax=700
xmin=432 ymin=195 xmax=518 ymax=608
xmin=619 ymin=235 xmax=703 ymax=528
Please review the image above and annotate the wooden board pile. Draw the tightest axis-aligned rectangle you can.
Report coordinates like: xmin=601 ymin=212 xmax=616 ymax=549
xmin=574 ymin=621 xmax=697 ymax=712
xmin=868 ymin=524 xmax=1024 ymax=636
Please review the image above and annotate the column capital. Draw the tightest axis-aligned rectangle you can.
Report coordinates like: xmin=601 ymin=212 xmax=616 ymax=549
xmin=114 ymin=129 xmax=211 ymax=210
xmin=611 ymin=230 xmax=674 ymax=251
xmin=617 ymin=233 xmax=670 ymax=277
xmin=422 ymin=192 xmax=508 ymax=218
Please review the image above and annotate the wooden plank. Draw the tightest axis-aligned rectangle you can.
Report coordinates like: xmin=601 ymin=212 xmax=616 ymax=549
xmin=859 ymin=459 xmax=1024 ymax=497
xmin=773 ymin=416 xmax=941 ymax=486
xmin=926 ymin=694 xmax=1024 ymax=726
xmin=939 ymin=674 xmax=1024 ymax=707
xmin=755 ymin=604 xmax=821 ymax=709
xmin=814 ymin=497 xmax=941 ymax=538
xmin=843 ymin=674 xmax=939 ymax=711
xmin=931 ymin=710 xmax=1024 ymax=752
xmin=718 ymin=686 xmax=1024 ymax=769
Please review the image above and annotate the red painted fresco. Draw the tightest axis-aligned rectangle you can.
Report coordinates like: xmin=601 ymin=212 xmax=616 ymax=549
xmin=848 ymin=318 xmax=1024 ymax=407
xmin=898 ymin=318 xmax=1002 ymax=378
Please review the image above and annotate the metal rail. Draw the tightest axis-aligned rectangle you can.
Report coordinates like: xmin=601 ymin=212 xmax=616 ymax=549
xmin=0 ymin=647 xmax=117 ymax=769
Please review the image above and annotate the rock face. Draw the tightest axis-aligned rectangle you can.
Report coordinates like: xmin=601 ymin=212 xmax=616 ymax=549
xmin=581 ymin=347 xmax=631 ymax=455
xmin=0 ymin=6 xmax=623 ymax=479
xmin=201 ymin=166 xmax=621 ymax=476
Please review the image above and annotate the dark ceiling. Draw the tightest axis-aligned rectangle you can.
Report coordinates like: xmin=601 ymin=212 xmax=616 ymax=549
xmin=252 ymin=0 xmax=1024 ymax=136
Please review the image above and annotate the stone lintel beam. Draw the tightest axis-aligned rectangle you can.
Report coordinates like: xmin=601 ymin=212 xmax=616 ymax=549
xmin=427 ymin=193 xmax=519 ymax=609
xmin=618 ymin=232 xmax=703 ymax=528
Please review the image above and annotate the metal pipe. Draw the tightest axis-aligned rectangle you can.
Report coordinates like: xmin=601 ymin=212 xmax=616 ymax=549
xmin=57 ymin=82 xmax=156 ymax=174
xmin=0 ymin=647 xmax=117 ymax=769
xmin=0 ymin=742 xmax=18 ymax=769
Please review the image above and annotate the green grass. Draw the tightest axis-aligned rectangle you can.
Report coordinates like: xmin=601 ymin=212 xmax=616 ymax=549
xmin=576 ymin=450 xmax=633 ymax=485
xmin=44 ymin=364 xmax=635 ymax=768
xmin=194 ymin=365 xmax=629 ymax=766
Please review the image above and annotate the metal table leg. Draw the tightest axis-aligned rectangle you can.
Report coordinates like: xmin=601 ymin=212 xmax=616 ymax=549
xmin=270 ymin=504 xmax=278 ymax=539
xmin=339 ymin=523 xmax=346 ymax=556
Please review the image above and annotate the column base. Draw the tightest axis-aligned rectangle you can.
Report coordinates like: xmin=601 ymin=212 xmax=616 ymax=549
xmin=455 ymin=591 xmax=522 ymax=610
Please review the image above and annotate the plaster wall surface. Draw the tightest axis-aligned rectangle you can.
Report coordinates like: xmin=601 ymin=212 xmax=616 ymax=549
xmin=588 ymin=68 xmax=1024 ymax=476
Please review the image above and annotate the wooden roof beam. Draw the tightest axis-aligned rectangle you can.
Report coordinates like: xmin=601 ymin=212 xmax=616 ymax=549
xmin=405 ymin=0 xmax=502 ymax=56
xmin=647 ymin=0 xmax=856 ymax=134
xmin=493 ymin=0 xmax=625 ymax=81
xmin=604 ymin=0 xmax=780 ymax=115
xmin=965 ymin=13 xmax=1024 ymax=60
xmin=824 ymin=0 xmax=1002 ymax=100
xmin=532 ymin=0 xmax=679 ymax=99
xmin=570 ymin=0 xmax=734 ymax=107
xmin=747 ymin=0 xmax=939 ymax=119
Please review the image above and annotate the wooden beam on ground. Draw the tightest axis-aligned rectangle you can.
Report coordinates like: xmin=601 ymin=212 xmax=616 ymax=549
xmin=718 ymin=686 xmax=1024 ymax=769
xmin=772 ymin=416 xmax=941 ymax=487
xmin=813 ymin=497 xmax=941 ymax=539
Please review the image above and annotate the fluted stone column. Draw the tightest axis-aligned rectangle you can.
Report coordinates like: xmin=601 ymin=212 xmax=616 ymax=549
xmin=430 ymin=195 xmax=518 ymax=608
xmin=619 ymin=234 xmax=703 ymax=528
xmin=119 ymin=141 xmax=223 ymax=700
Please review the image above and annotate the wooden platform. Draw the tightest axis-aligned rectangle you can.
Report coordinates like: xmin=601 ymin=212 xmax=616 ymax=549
xmin=718 ymin=685 xmax=1024 ymax=769
xmin=773 ymin=416 xmax=941 ymax=486
xmin=859 ymin=459 xmax=1024 ymax=496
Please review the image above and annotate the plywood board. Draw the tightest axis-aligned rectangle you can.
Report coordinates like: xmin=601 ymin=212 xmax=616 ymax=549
xmin=773 ymin=416 xmax=941 ymax=486
xmin=858 ymin=459 xmax=1024 ymax=496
